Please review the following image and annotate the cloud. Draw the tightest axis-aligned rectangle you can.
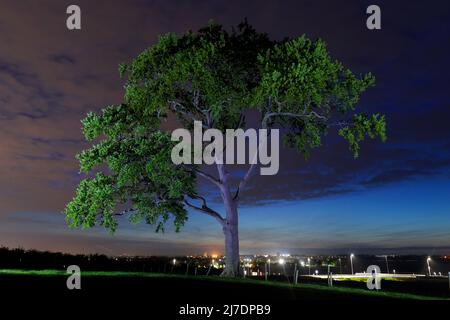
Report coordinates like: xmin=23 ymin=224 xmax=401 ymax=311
xmin=48 ymin=54 xmax=76 ymax=65
xmin=0 ymin=0 xmax=449 ymax=254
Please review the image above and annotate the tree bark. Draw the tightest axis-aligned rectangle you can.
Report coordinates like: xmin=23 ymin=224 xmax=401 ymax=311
xmin=221 ymin=203 xmax=240 ymax=277
xmin=217 ymin=163 xmax=242 ymax=277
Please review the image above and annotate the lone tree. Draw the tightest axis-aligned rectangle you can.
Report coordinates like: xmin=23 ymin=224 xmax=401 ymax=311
xmin=65 ymin=21 xmax=386 ymax=277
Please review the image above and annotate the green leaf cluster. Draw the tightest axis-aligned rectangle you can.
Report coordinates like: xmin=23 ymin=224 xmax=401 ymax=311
xmin=65 ymin=104 xmax=195 ymax=233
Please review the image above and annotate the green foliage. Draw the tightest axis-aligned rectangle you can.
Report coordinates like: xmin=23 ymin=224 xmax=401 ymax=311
xmin=121 ymin=20 xmax=272 ymax=130
xmin=65 ymin=103 xmax=196 ymax=233
xmin=253 ymin=35 xmax=383 ymax=157
xmin=65 ymin=20 xmax=386 ymax=234
xmin=339 ymin=113 xmax=386 ymax=158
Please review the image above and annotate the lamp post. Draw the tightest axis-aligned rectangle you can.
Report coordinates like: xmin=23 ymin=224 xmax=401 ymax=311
xmin=350 ymin=254 xmax=355 ymax=275
xmin=307 ymin=257 xmax=311 ymax=275
xmin=384 ymin=255 xmax=390 ymax=274
xmin=279 ymin=258 xmax=288 ymax=282
xmin=427 ymin=257 xmax=432 ymax=276
xmin=264 ymin=262 xmax=268 ymax=281
xmin=338 ymin=258 xmax=342 ymax=274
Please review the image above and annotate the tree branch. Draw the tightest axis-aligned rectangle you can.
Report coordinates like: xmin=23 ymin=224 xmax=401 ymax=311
xmin=329 ymin=120 xmax=351 ymax=128
xmin=184 ymin=195 xmax=225 ymax=225
xmin=115 ymin=208 xmax=136 ymax=216
xmin=234 ymin=104 xmax=326 ymax=201
xmin=233 ymin=162 xmax=257 ymax=201
xmin=262 ymin=111 xmax=327 ymax=128
xmin=195 ymin=168 xmax=223 ymax=188
xmin=233 ymin=128 xmax=272 ymax=201
xmin=168 ymin=100 xmax=209 ymax=129
xmin=179 ymin=163 xmax=222 ymax=188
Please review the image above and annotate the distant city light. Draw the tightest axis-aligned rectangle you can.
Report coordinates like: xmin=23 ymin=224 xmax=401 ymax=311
xmin=278 ymin=258 xmax=285 ymax=265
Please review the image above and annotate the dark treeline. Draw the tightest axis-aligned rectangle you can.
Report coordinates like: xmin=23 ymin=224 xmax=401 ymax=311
xmin=0 ymin=247 xmax=219 ymax=274
xmin=1 ymin=247 xmax=449 ymax=277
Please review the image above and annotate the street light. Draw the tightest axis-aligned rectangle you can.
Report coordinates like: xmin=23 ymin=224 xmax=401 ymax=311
xmin=278 ymin=258 xmax=287 ymax=280
xmin=307 ymin=257 xmax=311 ymax=275
xmin=338 ymin=258 xmax=342 ymax=274
xmin=384 ymin=255 xmax=390 ymax=274
xmin=350 ymin=254 xmax=355 ymax=275
xmin=171 ymin=258 xmax=176 ymax=273
xmin=427 ymin=257 xmax=432 ymax=276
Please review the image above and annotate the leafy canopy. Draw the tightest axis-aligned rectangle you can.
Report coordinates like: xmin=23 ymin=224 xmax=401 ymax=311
xmin=65 ymin=21 xmax=386 ymax=233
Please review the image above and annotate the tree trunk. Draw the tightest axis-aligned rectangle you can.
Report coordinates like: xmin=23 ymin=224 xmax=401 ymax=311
xmin=221 ymin=207 xmax=240 ymax=277
xmin=217 ymin=163 xmax=241 ymax=277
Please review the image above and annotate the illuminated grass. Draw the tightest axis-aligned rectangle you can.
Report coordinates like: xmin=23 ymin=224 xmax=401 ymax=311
xmin=335 ymin=277 xmax=406 ymax=282
xmin=0 ymin=269 xmax=445 ymax=300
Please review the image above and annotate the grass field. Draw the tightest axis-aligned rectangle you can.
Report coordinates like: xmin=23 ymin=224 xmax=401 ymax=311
xmin=0 ymin=269 xmax=446 ymax=301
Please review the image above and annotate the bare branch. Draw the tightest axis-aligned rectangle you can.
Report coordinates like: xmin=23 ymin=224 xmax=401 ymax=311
xmin=168 ymin=100 xmax=209 ymax=129
xmin=115 ymin=208 xmax=136 ymax=216
xmin=233 ymin=162 xmax=257 ymax=201
xmin=236 ymin=113 xmax=245 ymax=129
xmin=233 ymin=124 xmax=273 ymax=201
xmin=262 ymin=111 xmax=327 ymax=128
xmin=184 ymin=196 xmax=225 ymax=225
xmin=330 ymin=121 xmax=351 ymax=128
xmin=194 ymin=168 xmax=222 ymax=188
xmin=181 ymin=164 xmax=222 ymax=188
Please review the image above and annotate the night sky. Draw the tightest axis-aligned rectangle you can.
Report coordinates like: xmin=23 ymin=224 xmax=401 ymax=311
xmin=0 ymin=0 xmax=449 ymax=256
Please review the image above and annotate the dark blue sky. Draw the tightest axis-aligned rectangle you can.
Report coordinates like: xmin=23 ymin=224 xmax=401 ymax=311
xmin=0 ymin=0 xmax=449 ymax=255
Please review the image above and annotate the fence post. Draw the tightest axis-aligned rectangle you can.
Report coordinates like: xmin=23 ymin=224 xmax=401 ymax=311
xmin=293 ymin=263 xmax=297 ymax=284
xmin=265 ymin=263 xmax=268 ymax=281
